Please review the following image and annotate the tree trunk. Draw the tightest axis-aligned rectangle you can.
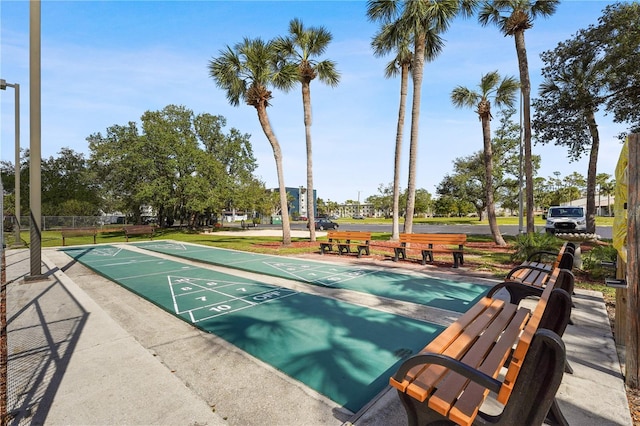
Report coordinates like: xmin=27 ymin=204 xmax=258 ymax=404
xmin=302 ymin=80 xmax=316 ymax=242
xmin=586 ymin=109 xmax=600 ymax=234
xmin=404 ymin=37 xmax=425 ymax=234
xmin=514 ymin=30 xmax=535 ymax=233
xmin=392 ymin=64 xmax=409 ymax=241
xmin=482 ymin=114 xmax=506 ymax=246
xmin=255 ymin=105 xmax=291 ymax=245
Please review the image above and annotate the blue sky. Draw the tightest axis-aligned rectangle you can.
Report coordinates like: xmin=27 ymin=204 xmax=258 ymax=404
xmin=0 ymin=0 xmax=629 ymax=204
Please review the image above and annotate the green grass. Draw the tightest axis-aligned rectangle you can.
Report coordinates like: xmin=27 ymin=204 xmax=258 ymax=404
xmin=6 ymin=224 xmax=616 ymax=298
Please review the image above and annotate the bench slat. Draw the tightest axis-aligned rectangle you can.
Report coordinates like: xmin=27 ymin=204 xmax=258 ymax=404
xmin=498 ymin=272 xmax=558 ymax=403
xmin=393 ymin=297 xmax=493 ymax=392
xmin=405 ymin=299 xmax=507 ymax=401
xmin=428 ymin=305 xmax=526 ymax=412
xmin=445 ymin=308 xmax=531 ymax=426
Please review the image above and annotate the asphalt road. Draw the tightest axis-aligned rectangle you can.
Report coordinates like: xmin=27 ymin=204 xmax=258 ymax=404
xmin=281 ymin=222 xmax=614 ymax=240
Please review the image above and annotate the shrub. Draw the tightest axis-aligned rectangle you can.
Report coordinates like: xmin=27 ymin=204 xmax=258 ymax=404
xmin=582 ymin=244 xmax=618 ymax=279
xmin=510 ymin=232 xmax=562 ymax=263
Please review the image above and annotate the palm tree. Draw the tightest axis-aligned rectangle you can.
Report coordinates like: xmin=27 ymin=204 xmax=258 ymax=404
xmin=479 ymin=0 xmax=559 ymax=234
xmin=273 ymin=19 xmax=340 ymax=242
xmin=367 ymin=0 xmax=478 ymax=234
xmin=451 ymin=70 xmax=519 ymax=246
xmin=369 ymin=19 xmax=444 ymax=241
xmin=536 ymin=53 xmax=603 ymax=234
xmin=208 ymin=37 xmax=297 ymax=245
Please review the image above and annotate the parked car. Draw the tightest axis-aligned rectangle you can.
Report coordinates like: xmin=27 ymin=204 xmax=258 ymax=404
xmin=352 ymin=214 xmax=365 ymax=220
xmin=307 ymin=218 xmax=339 ymax=231
xmin=543 ymin=206 xmax=587 ymax=234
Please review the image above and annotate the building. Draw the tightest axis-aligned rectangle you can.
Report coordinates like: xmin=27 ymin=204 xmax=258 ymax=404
xmin=565 ymin=194 xmax=616 ymax=216
xmin=270 ymin=187 xmax=318 ymax=219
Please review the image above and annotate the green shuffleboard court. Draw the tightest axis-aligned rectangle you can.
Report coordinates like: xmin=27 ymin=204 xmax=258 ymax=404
xmin=60 ymin=245 xmax=443 ymax=412
xmin=134 ymin=240 xmax=489 ymax=312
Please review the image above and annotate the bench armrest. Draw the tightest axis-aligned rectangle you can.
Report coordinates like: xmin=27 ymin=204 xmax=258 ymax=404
xmin=525 ymin=250 xmax=558 ymax=263
xmin=392 ymin=353 xmax=501 ymax=395
xmin=487 ymin=281 xmax=543 ymax=304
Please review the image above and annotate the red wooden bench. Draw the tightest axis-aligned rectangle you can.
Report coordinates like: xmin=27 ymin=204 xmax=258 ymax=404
xmin=393 ymin=233 xmax=466 ymax=268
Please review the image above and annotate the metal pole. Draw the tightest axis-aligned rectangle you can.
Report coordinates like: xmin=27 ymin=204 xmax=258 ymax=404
xmin=14 ymin=84 xmax=20 ymax=245
xmin=0 ymin=80 xmax=20 ymax=244
xmin=28 ymin=0 xmax=43 ymax=279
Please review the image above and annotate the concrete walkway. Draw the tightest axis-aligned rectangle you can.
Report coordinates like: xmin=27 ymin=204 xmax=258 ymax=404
xmin=4 ymin=246 xmax=633 ymax=425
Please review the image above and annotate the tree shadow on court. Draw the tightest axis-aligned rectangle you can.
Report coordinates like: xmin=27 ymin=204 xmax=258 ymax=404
xmin=135 ymin=242 xmax=490 ymax=313
xmin=197 ymin=293 xmax=442 ymax=413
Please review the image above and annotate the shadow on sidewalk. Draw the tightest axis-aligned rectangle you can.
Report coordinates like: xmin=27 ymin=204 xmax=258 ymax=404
xmin=6 ymin=269 xmax=88 ymax=425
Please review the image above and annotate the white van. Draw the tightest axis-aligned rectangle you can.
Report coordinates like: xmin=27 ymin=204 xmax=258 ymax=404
xmin=543 ymin=206 xmax=587 ymax=234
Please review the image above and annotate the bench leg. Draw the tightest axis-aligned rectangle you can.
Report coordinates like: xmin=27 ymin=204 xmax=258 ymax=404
xmin=357 ymin=246 xmax=370 ymax=258
xmin=453 ymin=254 xmax=459 ymax=268
xmin=396 ymin=390 xmax=448 ymax=426
xmin=546 ymin=397 xmax=570 ymax=426
xmin=393 ymin=248 xmax=405 ymax=262
xmin=422 ymin=250 xmax=432 ymax=265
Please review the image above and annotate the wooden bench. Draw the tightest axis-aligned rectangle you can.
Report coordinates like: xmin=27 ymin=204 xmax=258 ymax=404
xmin=124 ymin=225 xmax=155 ymax=242
xmin=61 ymin=227 xmax=98 ymax=246
xmin=393 ymin=233 xmax=466 ymax=268
xmin=390 ymin=266 xmax=572 ymax=426
xmin=319 ymin=231 xmax=371 ymax=258
xmin=499 ymin=242 xmax=575 ymax=302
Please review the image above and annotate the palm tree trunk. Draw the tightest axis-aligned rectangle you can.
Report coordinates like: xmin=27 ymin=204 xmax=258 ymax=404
xmin=256 ymin=105 xmax=292 ymax=245
xmin=392 ymin=64 xmax=409 ymax=241
xmin=482 ymin=116 xmax=506 ymax=246
xmin=302 ymin=81 xmax=316 ymax=242
xmin=586 ymin=109 xmax=600 ymax=234
xmin=405 ymin=38 xmax=426 ymax=234
xmin=514 ymin=30 xmax=535 ymax=233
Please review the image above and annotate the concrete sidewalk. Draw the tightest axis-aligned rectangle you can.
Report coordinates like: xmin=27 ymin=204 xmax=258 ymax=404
xmin=4 ymin=247 xmax=634 ymax=425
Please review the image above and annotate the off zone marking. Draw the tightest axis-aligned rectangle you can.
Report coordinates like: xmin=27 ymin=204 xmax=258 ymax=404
xmin=63 ymin=246 xmax=124 ymax=258
xmin=264 ymin=261 xmax=375 ymax=287
xmin=140 ymin=241 xmax=189 ymax=251
xmin=136 ymin=241 xmax=268 ymax=267
xmin=168 ymin=275 xmax=298 ymax=323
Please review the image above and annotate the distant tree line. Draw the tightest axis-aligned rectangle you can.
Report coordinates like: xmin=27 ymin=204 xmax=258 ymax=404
xmin=1 ymin=105 xmax=275 ymax=227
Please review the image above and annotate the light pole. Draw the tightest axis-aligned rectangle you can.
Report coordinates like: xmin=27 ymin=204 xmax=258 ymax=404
xmin=27 ymin=0 xmax=44 ymax=280
xmin=0 ymin=79 xmax=21 ymax=245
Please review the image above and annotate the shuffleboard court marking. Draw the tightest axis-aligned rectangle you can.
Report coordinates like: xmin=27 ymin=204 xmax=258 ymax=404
xmin=59 ymin=244 xmax=446 ymax=413
xmin=63 ymin=246 xmax=125 ymax=258
xmin=264 ymin=261 xmax=376 ymax=287
xmin=137 ymin=241 xmax=279 ymax=268
xmin=133 ymin=240 xmax=490 ymax=313
xmin=168 ymin=275 xmax=298 ymax=323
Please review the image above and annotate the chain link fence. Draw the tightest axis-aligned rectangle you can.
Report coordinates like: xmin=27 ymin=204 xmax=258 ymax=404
xmin=7 ymin=216 xmax=127 ymax=232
